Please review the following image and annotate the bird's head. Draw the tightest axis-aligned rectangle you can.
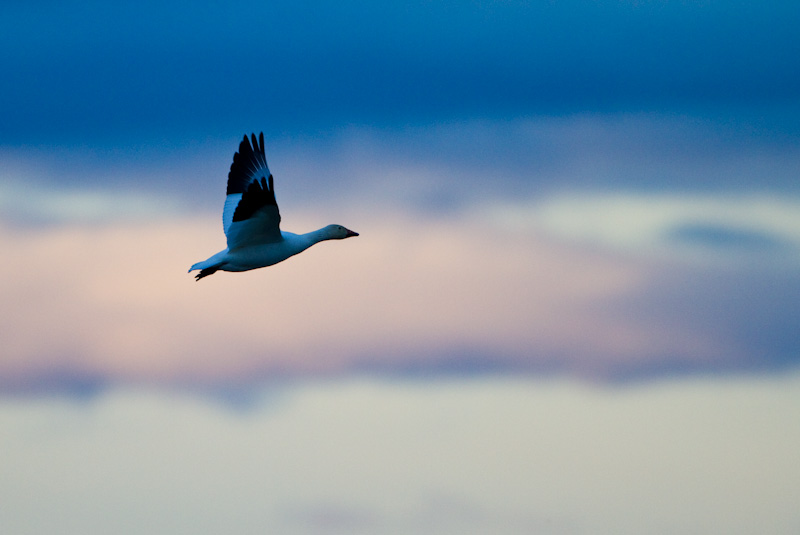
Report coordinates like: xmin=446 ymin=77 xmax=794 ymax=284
xmin=324 ymin=224 xmax=359 ymax=240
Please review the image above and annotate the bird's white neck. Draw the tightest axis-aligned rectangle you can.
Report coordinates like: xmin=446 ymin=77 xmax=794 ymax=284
xmin=303 ymin=227 xmax=336 ymax=244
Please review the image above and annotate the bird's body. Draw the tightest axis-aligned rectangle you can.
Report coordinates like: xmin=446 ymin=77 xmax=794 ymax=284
xmin=189 ymin=133 xmax=358 ymax=280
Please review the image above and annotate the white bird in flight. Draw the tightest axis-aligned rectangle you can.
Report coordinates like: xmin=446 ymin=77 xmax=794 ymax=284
xmin=189 ymin=133 xmax=358 ymax=281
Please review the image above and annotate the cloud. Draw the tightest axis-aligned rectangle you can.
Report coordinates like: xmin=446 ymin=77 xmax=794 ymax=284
xmin=4 ymin=114 xmax=798 ymax=210
xmin=2 ymin=375 xmax=800 ymax=533
xmin=1 ymin=115 xmax=799 ymax=393
xmin=0 ymin=213 xmax=634 ymax=388
xmin=489 ymin=193 xmax=800 ymax=265
xmin=0 ymin=180 xmax=181 ymax=225
xmin=3 ymin=191 xmax=796 ymax=394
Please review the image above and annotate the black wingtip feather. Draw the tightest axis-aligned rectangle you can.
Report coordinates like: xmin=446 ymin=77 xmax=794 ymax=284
xmin=231 ymin=174 xmax=279 ymax=223
xmin=227 ymin=132 xmax=269 ymax=195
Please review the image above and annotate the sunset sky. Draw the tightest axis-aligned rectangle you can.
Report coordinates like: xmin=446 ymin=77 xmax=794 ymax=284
xmin=2 ymin=1 xmax=799 ymax=533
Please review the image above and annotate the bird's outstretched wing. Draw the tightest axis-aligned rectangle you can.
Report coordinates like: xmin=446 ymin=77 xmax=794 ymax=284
xmin=222 ymin=133 xmax=282 ymax=250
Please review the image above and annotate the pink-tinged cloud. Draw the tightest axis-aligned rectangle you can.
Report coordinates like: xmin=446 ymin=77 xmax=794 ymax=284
xmin=0 ymin=205 xmax=748 ymax=393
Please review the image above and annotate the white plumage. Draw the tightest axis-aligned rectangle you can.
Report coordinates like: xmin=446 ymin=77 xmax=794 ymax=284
xmin=189 ymin=133 xmax=358 ymax=280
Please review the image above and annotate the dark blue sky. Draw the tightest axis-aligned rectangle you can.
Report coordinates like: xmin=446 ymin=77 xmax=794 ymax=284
xmin=3 ymin=0 xmax=800 ymax=145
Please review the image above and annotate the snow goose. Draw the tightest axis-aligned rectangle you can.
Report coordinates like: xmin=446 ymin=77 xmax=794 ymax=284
xmin=189 ymin=133 xmax=358 ymax=280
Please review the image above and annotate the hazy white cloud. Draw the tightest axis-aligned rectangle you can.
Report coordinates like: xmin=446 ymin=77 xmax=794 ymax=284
xmin=2 ymin=374 xmax=799 ymax=534
xmin=0 ymin=180 xmax=181 ymax=225
xmin=487 ymin=193 xmax=800 ymax=265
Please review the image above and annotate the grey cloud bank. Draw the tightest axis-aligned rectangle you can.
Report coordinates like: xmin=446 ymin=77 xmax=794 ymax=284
xmin=3 ymin=376 xmax=799 ymax=534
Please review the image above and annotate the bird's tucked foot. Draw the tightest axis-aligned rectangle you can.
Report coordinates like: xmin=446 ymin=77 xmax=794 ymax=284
xmin=195 ymin=266 xmax=220 ymax=281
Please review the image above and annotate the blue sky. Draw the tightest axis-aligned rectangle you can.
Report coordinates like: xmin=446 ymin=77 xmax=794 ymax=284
xmin=3 ymin=0 xmax=800 ymax=143
xmin=2 ymin=1 xmax=800 ymax=532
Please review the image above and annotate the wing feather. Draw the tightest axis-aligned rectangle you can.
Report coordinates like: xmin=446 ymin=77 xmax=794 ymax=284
xmin=222 ymin=133 xmax=282 ymax=249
